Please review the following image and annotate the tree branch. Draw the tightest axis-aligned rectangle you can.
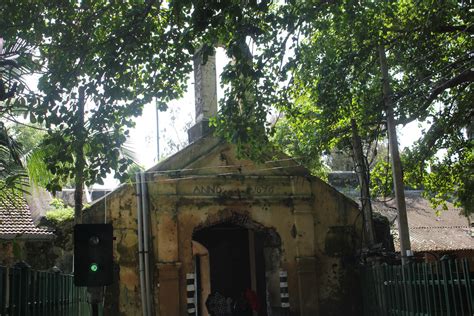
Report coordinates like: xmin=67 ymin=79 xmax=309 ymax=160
xmin=396 ymin=68 xmax=473 ymax=126
xmin=425 ymin=68 xmax=473 ymax=105
xmin=387 ymin=24 xmax=474 ymax=35
xmin=433 ymin=24 xmax=474 ymax=34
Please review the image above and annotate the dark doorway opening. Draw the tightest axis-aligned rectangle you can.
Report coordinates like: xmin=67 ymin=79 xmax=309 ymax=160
xmin=193 ymin=223 xmax=268 ymax=316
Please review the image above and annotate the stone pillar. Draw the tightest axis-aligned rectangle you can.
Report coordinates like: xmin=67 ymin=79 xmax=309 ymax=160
xmin=296 ymin=256 xmax=319 ymax=315
xmin=264 ymin=247 xmax=282 ymax=314
xmin=194 ymin=48 xmax=217 ymax=122
xmin=158 ymin=263 xmax=181 ymax=315
xmin=192 ymin=241 xmax=211 ymax=316
xmin=157 ymin=213 xmax=180 ymax=315
xmin=188 ymin=48 xmax=217 ymax=143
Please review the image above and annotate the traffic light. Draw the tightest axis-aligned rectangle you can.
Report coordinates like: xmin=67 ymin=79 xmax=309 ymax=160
xmin=74 ymin=224 xmax=114 ymax=286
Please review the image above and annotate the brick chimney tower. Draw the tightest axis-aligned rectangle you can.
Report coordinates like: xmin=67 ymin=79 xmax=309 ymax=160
xmin=187 ymin=48 xmax=217 ymax=143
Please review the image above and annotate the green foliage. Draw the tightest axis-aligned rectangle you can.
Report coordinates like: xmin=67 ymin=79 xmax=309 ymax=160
xmin=0 ymin=35 xmax=40 ymax=191
xmin=271 ymin=115 xmax=329 ymax=178
xmin=8 ymin=124 xmax=60 ymax=190
xmin=370 ymin=160 xmax=393 ymax=199
xmin=10 ymin=124 xmax=46 ymax=154
xmin=120 ymin=162 xmax=145 ymax=185
xmin=23 ymin=146 xmax=56 ymax=188
xmin=407 ymin=142 xmax=473 ymax=216
xmin=0 ymin=14 xmax=44 ymax=191
xmin=0 ymin=123 xmax=28 ymax=192
xmin=49 ymin=197 xmax=66 ymax=209
xmin=46 ymin=208 xmax=74 ymax=223
xmin=45 ymin=198 xmax=74 ymax=223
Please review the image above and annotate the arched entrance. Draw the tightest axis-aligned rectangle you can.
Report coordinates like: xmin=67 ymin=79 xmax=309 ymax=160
xmin=192 ymin=216 xmax=281 ymax=316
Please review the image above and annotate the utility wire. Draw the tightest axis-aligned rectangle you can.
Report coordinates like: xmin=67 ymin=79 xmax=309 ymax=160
xmin=393 ymin=58 xmax=473 ymax=104
xmin=142 ymin=155 xmax=306 ymax=174
xmin=117 ymin=164 xmax=309 ymax=187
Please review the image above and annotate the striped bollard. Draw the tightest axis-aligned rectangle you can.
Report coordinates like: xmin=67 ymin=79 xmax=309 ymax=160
xmin=280 ymin=270 xmax=290 ymax=309
xmin=186 ymin=273 xmax=197 ymax=315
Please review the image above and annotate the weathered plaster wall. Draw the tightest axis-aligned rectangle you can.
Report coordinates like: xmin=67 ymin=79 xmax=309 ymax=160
xmin=0 ymin=237 xmax=66 ymax=272
xmin=84 ymin=184 xmax=142 ymax=316
xmin=312 ymin=180 xmax=362 ymax=315
xmin=24 ymin=220 xmax=73 ymax=272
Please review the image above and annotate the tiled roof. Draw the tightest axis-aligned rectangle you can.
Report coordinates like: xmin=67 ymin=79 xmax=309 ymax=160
xmin=328 ymin=172 xmax=473 ymax=252
xmin=406 ymin=227 xmax=472 ymax=251
xmin=371 ymin=191 xmax=473 ymax=252
xmin=0 ymin=191 xmax=54 ymax=240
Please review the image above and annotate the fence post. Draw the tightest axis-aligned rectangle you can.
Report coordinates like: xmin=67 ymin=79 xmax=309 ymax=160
xmin=1 ymin=264 xmax=97 ymax=316
xmin=13 ymin=261 xmax=31 ymax=316
xmin=362 ymin=266 xmax=370 ymax=315
xmin=0 ymin=266 xmax=6 ymax=315
xmin=440 ymin=258 xmax=452 ymax=315
xmin=461 ymin=259 xmax=473 ymax=314
xmin=52 ymin=266 xmax=62 ymax=315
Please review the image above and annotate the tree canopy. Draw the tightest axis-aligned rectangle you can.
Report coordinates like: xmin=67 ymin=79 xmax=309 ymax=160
xmin=27 ymin=2 xmax=194 ymax=191
xmin=2 ymin=1 xmax=196 ymax=216
xmin=1 ymin=0 xmax=472 ymax=216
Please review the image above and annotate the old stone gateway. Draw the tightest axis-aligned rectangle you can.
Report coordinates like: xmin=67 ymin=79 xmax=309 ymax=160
xmin=84 ymin=136 xmax=364 ymax=316
xmin=192 ymin=215 xmax=282 ymax=316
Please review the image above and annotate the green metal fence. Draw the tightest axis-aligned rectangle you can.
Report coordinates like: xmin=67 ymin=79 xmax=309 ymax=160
xmin=362 ymin=259 xmax=474 ymax=316
xmin=0 ymin=263 xmax=100 ymax=316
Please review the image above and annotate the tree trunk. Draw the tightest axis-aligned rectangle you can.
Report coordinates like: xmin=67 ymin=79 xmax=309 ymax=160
xmin=74 ymin=86 xmax=86 ymax=224
xmin=378 ymin=45 xmax=412 ymax=263
xmin=350 ymin=118 xmax=375 ymax=246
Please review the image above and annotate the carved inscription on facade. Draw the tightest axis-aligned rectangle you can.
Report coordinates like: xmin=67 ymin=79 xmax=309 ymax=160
xmin=192 ymin=184 xmax=274 ymax=196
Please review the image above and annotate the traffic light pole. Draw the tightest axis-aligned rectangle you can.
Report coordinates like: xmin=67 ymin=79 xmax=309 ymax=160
xmin=92 ymin=303 xmax=99 ymax=316
xmin=89 ymin=286 xmax=102 ymax=316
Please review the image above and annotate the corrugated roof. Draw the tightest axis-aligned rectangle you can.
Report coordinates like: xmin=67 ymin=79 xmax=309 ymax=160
xmin=371 ymin=191 xmax=472 ymax=252
xmin=0 ymin=191 xmax=54 ymax=240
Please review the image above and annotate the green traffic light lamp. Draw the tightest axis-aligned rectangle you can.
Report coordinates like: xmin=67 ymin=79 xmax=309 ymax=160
xmin=90 ymin=263 xmax=99 ymax=272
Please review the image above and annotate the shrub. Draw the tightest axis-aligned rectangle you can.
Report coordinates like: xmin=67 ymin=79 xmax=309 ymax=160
xmin=45 ymin=198 xmax=74 ymax=223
